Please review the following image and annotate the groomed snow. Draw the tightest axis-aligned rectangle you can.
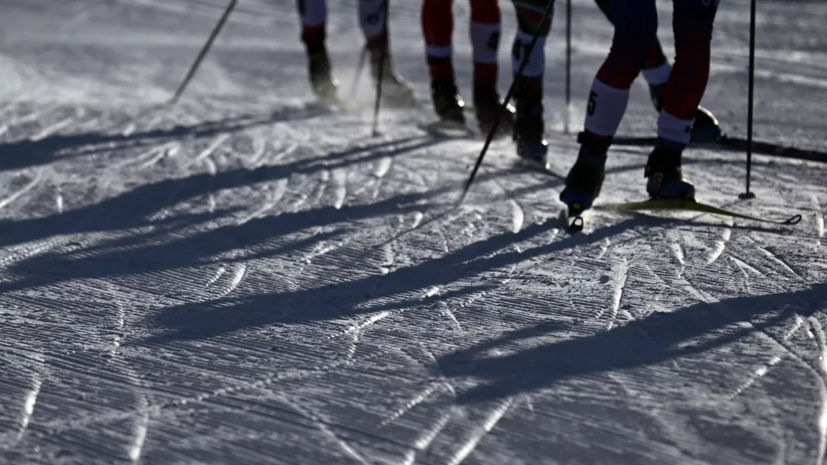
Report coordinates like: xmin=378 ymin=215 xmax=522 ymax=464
xmin=0 ymin=0 xmax=826 ymax=463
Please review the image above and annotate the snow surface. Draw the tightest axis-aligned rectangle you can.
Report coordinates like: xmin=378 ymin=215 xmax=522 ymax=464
xmin=0 ymin=0 xmax=826 ymax=463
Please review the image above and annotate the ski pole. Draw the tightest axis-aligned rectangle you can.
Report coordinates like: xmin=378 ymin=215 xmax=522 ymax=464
xmin=350 ymin=47 xmax=369 ymax=99
xmin=564 ymin=0 xmax=572 ymax=134
xmin=459 ymin=0 xmax=555 ymax=204
xmin=371 ymin=0 xmax=389 ymax=137
xmin=739 ymin=0 xmax=757 ymax=200
xmin=170 ymin=0 xmax=239 ymax=105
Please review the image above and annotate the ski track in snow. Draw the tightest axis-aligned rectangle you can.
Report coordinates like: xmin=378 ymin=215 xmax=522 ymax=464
xmin=381 ymin=382 xmax=444 ymax=426
xmin=707 ymin=221 xmax=732 ymax=265
xmin=0 ymin=0 xmax=826 ymax=463
xmin=757 ymin=245 xmax=802 ymax=279
xmin=0 ymin=170 xmax=42 ymax=211
xmin=813 ymin=194 xmax=824 ymax=249
xmin=374 ymin=157 xmax=392 ymax=178
xmin=509 ymin=199 xmax=524 ymax=233
xmin=728 ymin=313 xmax=804 ymax=400
xmin=446 ymin=398 xmax=514 ymax=465
xmin=600 ymin=259 xmax=628 ymax=330
xmin=808 ymin=317 xmax=827 ymax=465
xmin=15 ymin=375 xmax=42 ymax=444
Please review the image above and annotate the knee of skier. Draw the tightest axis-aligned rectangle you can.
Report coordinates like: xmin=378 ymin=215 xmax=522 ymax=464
xmin=470 ymin=0 xmax=501 ymax=24
xmin=597 ymin=12 xmax=656 ymax=88
xmin=611 ymin=8 xmax=657 ymax=54
xmin=359 ymin=0 xmax=386 ymax=40
xmin=513 ymin=1 xmax=553 ymax=35
xmin=672 ymin=0 xmax=717 ymax=44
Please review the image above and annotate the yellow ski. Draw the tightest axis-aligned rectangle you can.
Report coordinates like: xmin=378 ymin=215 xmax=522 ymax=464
xmin=596 ymin=199 xmax=802 ymax=226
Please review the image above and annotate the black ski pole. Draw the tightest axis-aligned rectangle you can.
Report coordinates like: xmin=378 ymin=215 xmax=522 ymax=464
xmin=170 ymin=0 xmax=239 ymax=105
xmin=564 ymin=0 xmax=572 ymax=134
xmin=739 ymin=0 xmax=757 ymax=200
xmin=371 ymin=0 xmax=389 ymax=137
xmin=459 ymin=0 xmax=555 ymax=204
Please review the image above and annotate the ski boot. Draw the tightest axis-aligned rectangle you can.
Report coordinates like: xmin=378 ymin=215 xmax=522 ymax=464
xmin=308 ymin=51 xmax=338 ymax=101
xmin=645 ymin=138 xmax=696 ymax=200
xmin=430 ymin=77 xmax=465 ymax=124
xmin=649 ymin=82 xmax=723 ymax=144
xmin=367 ymin=39 xmax=416 ymax=107
xmin=559 ymin=132 xmax=613 ymax=217
xmin=513 ymin=100 xmax=548 ymax=165
xmin=300 ymin=28 xmax=337 ymax=102
xmin=473 ymin=83 xmax=515 ymax=135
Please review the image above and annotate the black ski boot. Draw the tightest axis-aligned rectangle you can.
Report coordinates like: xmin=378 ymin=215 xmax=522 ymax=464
xmin=308 ymin=51 xmax=338 ymax=101
xmin=302 ymin=36 xmax=338 ymax=102
xmin=430 ymin=77 xmax=465 ymax=124
xmin=473 ymin=83 xmax=515 ymax=135
xmin=560 ymin=132 xmax=613 ymax=216
xmin=367 ymin=39 xmax=416 ymax=107
xmin=513 ymin=100 xmax=548 ymax=164
xmin=649 ymin=82 xmax=723 ymax=144
xmin=645 ymin=138 xmax=696 ymax=200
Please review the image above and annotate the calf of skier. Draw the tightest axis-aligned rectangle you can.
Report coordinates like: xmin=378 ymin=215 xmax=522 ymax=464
xmin=296 ymin=0 xmax=414 ymax=105
xmin=592 ymin=0 xmax=722 ymax=143
xmin=421 ymin=0 xmax=516 ymax=133
xmin=560 ymin=0 xmax=720 ymax=216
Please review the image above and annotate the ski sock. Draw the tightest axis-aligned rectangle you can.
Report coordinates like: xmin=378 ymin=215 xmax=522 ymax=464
xmin=584 ymin=78 xmax=629 ymax=138
xmin=642 ymin=62 xmax=672 ymax=87
xmin=470 ymin=0 xmax=501 ymax=84
xmin=422 ymin=0 xmax=455 ymax=80
xmin=298 ymin=0 xmax=327 ymax=48
xmin=511 ymin=2 xmax=551 ymax=84
xmin=657 ymin=111 xmax=693 ymax=146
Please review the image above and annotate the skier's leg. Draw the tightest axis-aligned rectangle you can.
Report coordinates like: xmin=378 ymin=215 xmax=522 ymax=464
xmin=584 ymin=0 xmax=656 ymax=138
xmin=470 ymin=0 xmax=501 ymax=85
xmin=297 ymin=0 xmax=336 ymax=99
xmin=595 ymin=0 xmax=720 ymax=140
xmin=662 ymin=0 xmax=718 ymax=140
xmin=359 ymin=0 xmax=415 ymax=105
xmin=470 ymin=0 xmax=514 ymax=132
xmin=511 ymin=0 xmax=553 ymax=161
xmin=646 ymin=0 xmax=719 ymax=199
xmin=423 ymin=0 xmax=465 ymax=122
xmin=422 ymin=0 xmax=455 ymax=81
xmin=561 ymin=0 xmax=657 ymax=214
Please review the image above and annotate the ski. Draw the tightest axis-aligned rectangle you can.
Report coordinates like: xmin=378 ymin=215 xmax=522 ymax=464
xmin=417 ymin=120 xmax=478 ymax=139
xmin=595 ymin=199 xmax=802 ymax=226
xmin=517 ymin=157 xmax=566 ymax=181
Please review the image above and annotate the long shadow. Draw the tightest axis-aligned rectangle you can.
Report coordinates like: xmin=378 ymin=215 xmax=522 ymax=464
xmin=0 ymin=103 xmax=334 ymax=172
xmin=438 ymin=282 xmax=827 ymax=404
xmin=133 ymin=214 xmax=657 ymax=343
xmin=0 ymin=135 xmax=432 ymax=249
xmin=0 ymin=148 xmax=522 ymax=294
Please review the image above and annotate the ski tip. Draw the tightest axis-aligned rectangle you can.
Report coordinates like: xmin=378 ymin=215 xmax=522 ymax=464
xmin=784 ymin=214 xmax=803 ymax=225
xmin=567 ymin=216 xmax=584 ymax=234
